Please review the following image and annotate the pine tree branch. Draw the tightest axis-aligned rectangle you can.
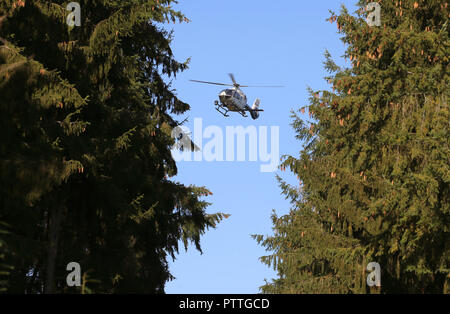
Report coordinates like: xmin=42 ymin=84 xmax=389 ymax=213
xmin=0 ymin=60 xmax=27 ymax=75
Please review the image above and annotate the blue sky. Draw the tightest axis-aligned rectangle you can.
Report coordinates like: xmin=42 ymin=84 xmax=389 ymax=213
xmin=163 ymin=0 xmax=358 ymax=294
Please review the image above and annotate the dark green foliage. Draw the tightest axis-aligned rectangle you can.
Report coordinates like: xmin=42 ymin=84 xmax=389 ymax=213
xmin=0 ymin=0 xmax=224 ymax=293
xmin=255 ymin=0 xmax=449 ymax=293
xmin=0 ymin=221 xmax=13 ymax=292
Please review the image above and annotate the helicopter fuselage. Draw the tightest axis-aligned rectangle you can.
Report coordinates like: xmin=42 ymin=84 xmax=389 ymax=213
xmin=218 ymin=88 xmax=248 ymax=111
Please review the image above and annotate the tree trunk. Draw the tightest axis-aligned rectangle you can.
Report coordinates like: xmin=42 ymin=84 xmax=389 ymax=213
xmin=44 ymin=205 xmax=64 ymax=294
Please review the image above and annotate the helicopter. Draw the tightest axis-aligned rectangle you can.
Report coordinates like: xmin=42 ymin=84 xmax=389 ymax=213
xmin=190 ymin=73 xmax=283 ymax=119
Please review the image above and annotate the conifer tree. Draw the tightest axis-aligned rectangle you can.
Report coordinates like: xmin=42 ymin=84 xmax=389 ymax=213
xmin=0 ymin=221 xmax=12 ymax=292
xmin=1 ymin=0 xmax=224 ymax=293
xmin=255 ymin=0 xmax=449 ymax=293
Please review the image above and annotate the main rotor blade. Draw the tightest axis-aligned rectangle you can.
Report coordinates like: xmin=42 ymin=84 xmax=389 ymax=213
xmin=189 ymin=80 xmax=233 ymax=87
xmin=239 ymin=85 xmax=285 ymax=88
xmin=228 ymin=73 xmax=237 ymax=85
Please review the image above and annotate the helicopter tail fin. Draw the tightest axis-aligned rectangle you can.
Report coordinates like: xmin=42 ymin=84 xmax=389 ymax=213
xmin=250 ymin=98 xmax=261 ymax=120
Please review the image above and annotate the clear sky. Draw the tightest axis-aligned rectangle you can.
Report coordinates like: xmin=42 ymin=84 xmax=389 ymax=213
xmin=163 ymin=0 xmax=358 ymax=294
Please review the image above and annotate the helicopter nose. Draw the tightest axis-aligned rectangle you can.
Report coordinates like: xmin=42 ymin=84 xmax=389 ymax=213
xmin=219 ymin=91 xmax=230 ymax=100
xmin=219 ymin=94 xmax=231 ymax=102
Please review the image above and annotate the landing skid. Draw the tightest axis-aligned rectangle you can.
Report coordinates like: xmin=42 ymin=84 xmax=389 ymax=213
xmin=214 ymin=100 xmax=229 ymax=117
xmin=214 ymin=100 xmax=248 ymax=118
xmin=237 ymin=111 xmax=248 ymax=118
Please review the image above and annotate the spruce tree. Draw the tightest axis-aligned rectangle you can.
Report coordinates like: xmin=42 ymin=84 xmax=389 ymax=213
xmin=1 ymin=0 xmax=224 ymax=293
xmin=0 ymin=221 xmax=12 ymax=292
xmin=255 ymin=0 xmax=449 ymax=293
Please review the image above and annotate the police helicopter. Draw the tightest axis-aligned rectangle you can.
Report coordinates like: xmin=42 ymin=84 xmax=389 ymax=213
xmin=190 ymin=73 xmax=283 ymax=119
